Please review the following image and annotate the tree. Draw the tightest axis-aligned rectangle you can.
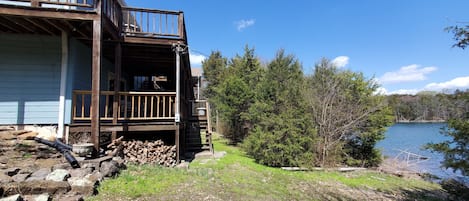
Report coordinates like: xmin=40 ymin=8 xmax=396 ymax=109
xmin=425 ymin=119 xmax=469 ymax=176
xmin=343 ymin=106 xmax=393 ymax=167
xmin=446 ymin=25 xmax=469 ymax=49
xmin=212 ymin=46 xmax=263 ymax=143
xmin=243 ymin=50 xmax=315 ymax=167
xmin=304 ymin=59 xmax=390 ymax=167
xmin=202 ymin=51 xmax=228 ymax=99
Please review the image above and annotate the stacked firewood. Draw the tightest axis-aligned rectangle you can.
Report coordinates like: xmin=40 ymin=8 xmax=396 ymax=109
xmin=107 ymin=137 xmax=177 ymax=166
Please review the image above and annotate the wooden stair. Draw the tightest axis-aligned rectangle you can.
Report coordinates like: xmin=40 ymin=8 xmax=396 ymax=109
xmin=185 ymin=105 xmax=213 ymax=155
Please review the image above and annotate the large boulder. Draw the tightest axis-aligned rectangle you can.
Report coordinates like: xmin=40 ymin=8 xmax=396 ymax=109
xmin=1 ymin=181 xmax=70 ymax=197
xmin=11 ymin=173 xmax=30 ymax=183
xmin=69 ymin=168 xmax=93 ymax=178
xmin=26 ymin=168 xmax=51 ymax=182
xmin=99 ymin=161 xmax=119 ymax=177
xmin=0 ymin=194 xmax=22 ymax=201
xmin=0 ymin=173 xmax=13 ymax=184
xmin=67 ymin=177 xmax=98 ymax=196
xmin=46 ymin=169 xmax=70 ymax=182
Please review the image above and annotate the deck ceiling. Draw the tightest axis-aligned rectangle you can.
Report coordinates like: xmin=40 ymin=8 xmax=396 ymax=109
xmin=0 ymin=15 xmax=94 ymax=38
xmin=120 ymin=43 xmax=176 ymax=75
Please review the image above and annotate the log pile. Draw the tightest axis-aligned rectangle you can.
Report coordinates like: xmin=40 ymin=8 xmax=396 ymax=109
xmin=107 ymin=137 xmax=177 ymax=166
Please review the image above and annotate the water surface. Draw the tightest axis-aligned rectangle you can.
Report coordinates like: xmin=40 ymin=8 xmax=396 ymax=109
xmin=377 ymin=123 xmax=466 ymax=181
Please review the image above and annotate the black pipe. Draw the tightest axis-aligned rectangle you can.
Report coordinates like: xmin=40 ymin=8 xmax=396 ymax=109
xmin=63 ymin=151 xmax=79 ymax=168
xmin=34 ymin=137 xmax=80 ymax=168
xmin=55 ymin=139 xmax=72 ymax=151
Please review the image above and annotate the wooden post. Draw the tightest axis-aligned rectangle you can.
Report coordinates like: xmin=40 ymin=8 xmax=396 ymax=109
xmin=112 ymin=43 xmax=122 ymax=141
xmin=175 ymin=125 xmax=180 ymax=162
xmin=31 ymin=0 xmax=40 ymax=7
xmin=91 ymin=0 xmax=102 ymax=153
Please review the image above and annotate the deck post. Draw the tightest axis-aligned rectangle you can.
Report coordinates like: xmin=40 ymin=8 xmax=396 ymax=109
xmin=91 ymin=0 xmax=103 ymax=153
xmin=57 ymin=31 xmax=68 ymax=140
xmin=112 ymin=42 xmax=122 ymax=141
xmin=173 ymin=44 xmax=183 ymax=123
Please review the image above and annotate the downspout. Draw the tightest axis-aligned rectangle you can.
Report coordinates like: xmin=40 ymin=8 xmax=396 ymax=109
xmin=174 ymin=44 xmax=182 ymax=123
xmin=57 ymin=31 xmax=68 ymax=139
xmin=197 ymin=75 xmax=200 ymax=101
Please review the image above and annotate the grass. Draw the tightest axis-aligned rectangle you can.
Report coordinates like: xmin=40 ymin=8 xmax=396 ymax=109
xmin=88 ymin=135 xmax=446 ymax=201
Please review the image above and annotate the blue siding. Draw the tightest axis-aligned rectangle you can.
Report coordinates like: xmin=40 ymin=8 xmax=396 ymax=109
xmin=65 ymin=38 xmax=115 ymax=124
xmin=0 ymin=35 xmax=116 ymax=125
xmin=0 ymin=34 xmax=61 ymax=124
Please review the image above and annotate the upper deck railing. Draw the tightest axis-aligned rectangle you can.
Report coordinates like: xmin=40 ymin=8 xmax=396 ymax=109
xmin=0 ymin=0 xmax=94 ymax=10
xmin=0 ymin=0 xmax=187 ymax=41
xmin=121 ymin=7 xmax=185 ymax=40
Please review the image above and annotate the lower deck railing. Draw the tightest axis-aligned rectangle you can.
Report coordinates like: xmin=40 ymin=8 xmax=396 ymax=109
xmin=72 ymin=90 xmax=175 ymax=122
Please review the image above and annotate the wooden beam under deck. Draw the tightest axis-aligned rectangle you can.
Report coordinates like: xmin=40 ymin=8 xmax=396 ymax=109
xmin=0 ymin=5 xmax=99 ymax=21
xmin=123 ymin=35 xmax=184 ymax=46
xmin=69 ymin=123 xmax=178 ymax=133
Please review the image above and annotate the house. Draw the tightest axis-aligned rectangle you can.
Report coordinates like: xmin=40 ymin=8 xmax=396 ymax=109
xmin=0 ymin=0 xmax=207 ymax=161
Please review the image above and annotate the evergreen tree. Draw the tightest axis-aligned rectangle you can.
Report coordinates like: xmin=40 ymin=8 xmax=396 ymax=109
xmin=201 ymin=51 xmax=227 ymax=100
xmin=243 ymin=50 xmax=315 ymax=167
xmin=213 ymin=46 xmax=263 ymax=143
xmin=425 ymin=119 xmax=469 ymax=176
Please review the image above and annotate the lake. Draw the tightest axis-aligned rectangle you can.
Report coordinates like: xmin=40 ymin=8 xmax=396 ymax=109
xmin=377 ymin=123 xmax=466 ymax=182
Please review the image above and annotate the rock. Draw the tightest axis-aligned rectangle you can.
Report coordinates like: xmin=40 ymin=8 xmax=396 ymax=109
xmin=26 ymin=168 xmax=51 ymax=182
xmin=0 ymin=126 xmax=14 ymax=131
xmin=8 ymin=130 xmax=30 ymax=136
xmin=12 ymin=173 xmax=30 ymax=182
xmin=99 ymin=161 xmax=119 ymax=177
xmin=46 ymin=169 xmax=70 ymax=182
xmin=0 ymin=156 xmax=8 ymax=164
xmin=0 ymin=132 xmax=17 ymax=140
xmin=68 ymin=177 xmax=97 ymax=196
xmin=54 ymin=193 xmax=84 ymax=201
xmin=176 ymin=161 xmax=189 ymax=169
xmin=81 ymin=162 xmax=98 ymax=170
xmin=2 ymin=181 xmax=70 ymax=196
xmin=69 ymin=168 xmax=93 ymax=178
xmin=18 ymin=167 xmax=35 ymax=174
xmin=16 ymin=132 xmax=38 ymax=140
xmin=33 ymin=193 xmax=50 ymax=201
xmin=4 ymin=168 xmax=20 ymax=176
xmin=86 ymin=172 xmax=104 ymax=183
xmin=0 ymin=173 xmax=13 ymax=184
xmin=52 ymin=163 xmax=72 ymax=170
xmin=0 ymin=194 xmax=22 ymax=201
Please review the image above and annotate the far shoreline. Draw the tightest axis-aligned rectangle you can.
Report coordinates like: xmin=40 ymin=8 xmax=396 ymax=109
xmin=395 ymin=120 xmax=447 ymax=123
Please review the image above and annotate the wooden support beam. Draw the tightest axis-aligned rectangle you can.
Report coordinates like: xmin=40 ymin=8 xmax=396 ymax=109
xmin=62 ymin=20 xmax=88 ymax=38
xmin=112 ymin=42 xmax=121 ymax=141
xmin=175 ymin=125 xmax=180 ymax=162
xmin=0 ymin=6 xmax=99 ymax=21
xmin=24 ymin=18 xmax=56 ymax=35
xmin=91 ymin=0 xmax=102 ymax=153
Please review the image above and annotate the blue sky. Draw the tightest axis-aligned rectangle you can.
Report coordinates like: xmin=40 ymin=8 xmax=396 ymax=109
xmin=126 ymin=0 xmax=469 ymax=94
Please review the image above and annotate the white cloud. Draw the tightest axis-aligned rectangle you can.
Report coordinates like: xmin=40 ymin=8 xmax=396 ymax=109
xmin=235 ymin=19 xmax=255 ymax=31
xmin=331 ymin=56 xmax=349 ymax=68
xmin=374 ymin=87 xmax=388 ymax=95
xmin=386 ymin=89 xmax=420 ymax=95
xmin=379 ymin=64 xmax=437 ymax=84
xmin=189 ymin=52 xmax=206 ymax=67
xmin=424 ymin=76 xmax=469 ymax=91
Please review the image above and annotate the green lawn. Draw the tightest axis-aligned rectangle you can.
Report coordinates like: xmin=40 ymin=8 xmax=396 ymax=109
xmin=88 ymin=135 xmax=446 ymax=201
